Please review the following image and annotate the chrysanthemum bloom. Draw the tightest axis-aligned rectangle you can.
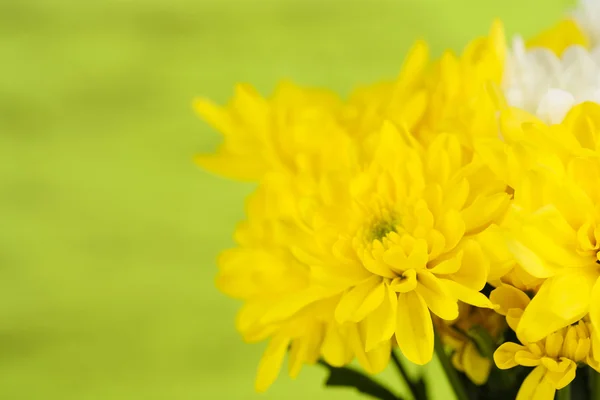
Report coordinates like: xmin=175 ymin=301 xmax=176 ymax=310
xmin=218 ymin=121 xmax=509 ymax=390
xmin=492 ymin=285 xmax=600 ymax=399
xmin=494 ymin=320 xmax=600 ymax=400
xmin=436 ymin=302 xmax=506 ymax=385
xmin=292 ymin=123 xmax=507 ymax=364
xmin=477 ymin=102 xmax=600 ymax=346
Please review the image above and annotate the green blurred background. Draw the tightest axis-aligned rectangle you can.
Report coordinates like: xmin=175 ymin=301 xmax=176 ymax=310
xmin=0 ymin=0 xmax=572 ymax=398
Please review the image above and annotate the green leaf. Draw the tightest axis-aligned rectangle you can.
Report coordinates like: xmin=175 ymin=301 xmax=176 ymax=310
xmin=318 ymin=360 xmax=403 ymax=400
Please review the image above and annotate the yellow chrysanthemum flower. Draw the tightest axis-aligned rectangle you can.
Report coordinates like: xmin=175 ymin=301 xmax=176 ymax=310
xmin=218 ymin=121 xmax=508 ymax=390
xmin=492 ymin=284 xmax=600 ymax=399
xmin=495 ymin=320 xmax=600 ymax=400
xmin=249 ymin=122 xmax=506 ymax=364
xmin=436 ymin=302 xmax=506 ymax=385
xmin=477 ymin=102 xmax=600 ymax=345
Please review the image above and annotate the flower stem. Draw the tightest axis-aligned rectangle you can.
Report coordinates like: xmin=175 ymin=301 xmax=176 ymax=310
xmin=556 ymin=383 xmax=570 ymax=400
xmin=434 ymin=331 xmax=470 ymax=400
xmin=391 ymin=349 xmax=426 ymax=400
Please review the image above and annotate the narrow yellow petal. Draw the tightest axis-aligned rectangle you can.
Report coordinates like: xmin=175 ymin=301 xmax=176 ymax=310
xmin=347 ymin=323 xmax=391 ymax=374
xmin=335 ymin=276 xmax=384 ymax=323
xmin=395 ymin=291 xmax=434 ymax=365
xmin=545 ymin=333 xmax=564 ymax=359
xmin=193 ymin=97 xmax=235 ymax=136
xmin=428 ymin=250 xmax=463 ymax=275
xmin=463 ymin=343 xmax=492 ymax=385
xmin=255 ymin=335 xmax=291 ymax=392
xmin=439 ymin=279 xmax=493 ymax=308
xmin=415 ymin=270 xmax=459 ymax=320
xmin=365 ymin=285 xmax=398 ymax=352
xmin=396 ymin=39 xmax=429 ymax=92
xmin=516 ymin=366 xmax=555 ymax=400
xmin=437 ymin=209 xmax=466 ymax=252
xmin=461 ymin=193 xmax=510 ymax=235
xmin=321 ymin=323 xmax=353 ymax=367
xmin=288 ymin=329 xmax=322 ymax=378
xmin=450 ymin=239 xmax=489 ymax=291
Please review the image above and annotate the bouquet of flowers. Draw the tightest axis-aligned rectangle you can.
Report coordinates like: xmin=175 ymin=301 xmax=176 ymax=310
xmin=194 ymin=1 xmax=600 ymax=399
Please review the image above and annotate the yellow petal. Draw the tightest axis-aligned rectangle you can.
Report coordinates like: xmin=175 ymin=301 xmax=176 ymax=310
xmin=348 ymin=323 xmax=391 ymax=374
xmin=515 ymin=350 xmax=542 ymax=367
xmin=407 ymin=238 xmax=429 ymax=270
xmin=494 ymin=342 xmax=523 ymax=369
xmin=490 ymin=285 xmax=530 ymax=315
xmin=415 ymin=270 xmax=459 ymax=320
xmin=395 ymin=291 xmax=434 ymax=365
xmin=516 ymin=366 xmax=555 ymax=400
xmin=335 ymin=276 xmax=384 ymax=323
xmin=449 ymin=239 xmax=489 ymax=291
xmin=526 ymin=19 xmax=589 ymax=56
xmin=428 ymin=250 xmax=463 ymax=275
xmin=439 ymin=279 xmax=493 ymax=308
xmin=506 ymin=238 xmax=558 ymax=279
xmin=194 ymin=97 xmax=235 ymax=137
xmin=389 ymin=269 xmax=418 ymax=293
xmin=518 ymin=273 xmax=593 ymax=343
xmin=438 ymin=209 xmax=466 ymax=252
xmin=461 ymin=193 xmax=510 ymax=235
xmin=321 ymin=323 xmax=353 ymax=367
xmin=288 ymin=328 xmax=323 ymax=378
xmin=463 ymin=343 xmax=492 ymax=385
xmin=396 ymin=40 xmax=429 ymax=93
xmin=261 ymin=286 xmax=333 ymax=325
xmin=477 ymin=225 xmax=516 ymax=281
xmin=255 ymin=335 xmax=291 ymax=392
xmin=363 ymin=340 xmax=392 ymax=374
xmin=543 ymin=359 xmax=576 ymax=389
xmin=365 ymin=285 xmax=398 ymax=352
xmin=506 ymin=309 xmax=524 ymax=332
xmin=545 ymin=333 xmax=564 ymax=359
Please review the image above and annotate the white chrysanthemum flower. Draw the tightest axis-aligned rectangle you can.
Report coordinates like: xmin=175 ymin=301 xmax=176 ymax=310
xmin=502 ymin=36 xmax=600 ymax=124
xmin=572 ymin=0 xmax=600 ymax=46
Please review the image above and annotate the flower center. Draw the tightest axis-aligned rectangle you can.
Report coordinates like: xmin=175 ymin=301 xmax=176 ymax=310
xmin=369 ymin=219 xmax=397 ymax=242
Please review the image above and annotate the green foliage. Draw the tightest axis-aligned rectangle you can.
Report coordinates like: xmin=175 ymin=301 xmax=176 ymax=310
xmin=319 ymin=361 xmax=402 ymax=400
